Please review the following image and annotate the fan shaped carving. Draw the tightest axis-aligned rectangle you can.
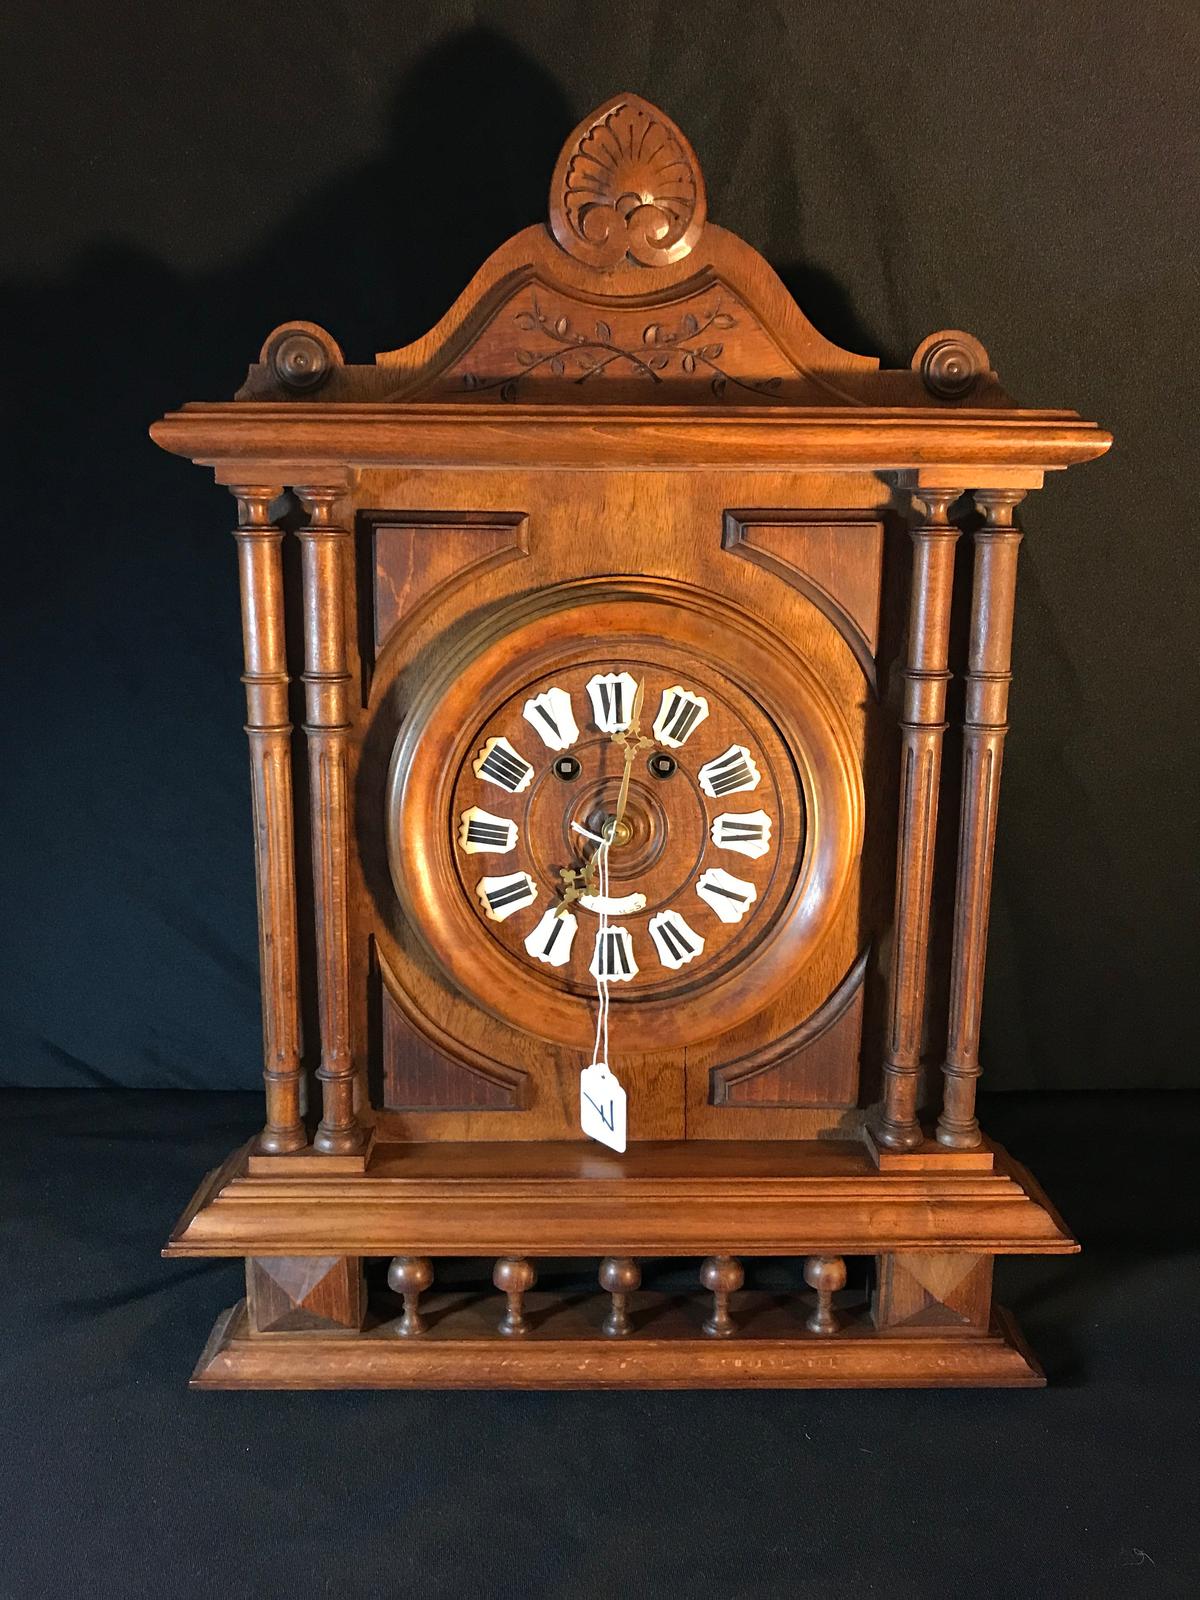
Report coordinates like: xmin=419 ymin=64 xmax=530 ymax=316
xmin=549 ymin=94 xmax=706 ymax=268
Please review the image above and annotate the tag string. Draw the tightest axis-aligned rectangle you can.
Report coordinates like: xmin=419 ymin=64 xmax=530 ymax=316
xmin=571 ymin=821 xmax=610 ymax=1068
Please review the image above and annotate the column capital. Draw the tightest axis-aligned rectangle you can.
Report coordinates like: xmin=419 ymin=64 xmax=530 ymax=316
xmin=973 ymin=487 xmax=1027 ymax=526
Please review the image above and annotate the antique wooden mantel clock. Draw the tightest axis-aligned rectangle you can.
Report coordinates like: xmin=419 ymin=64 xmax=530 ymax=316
xmin=153 ymin=95 xmax=1110 ymax=1387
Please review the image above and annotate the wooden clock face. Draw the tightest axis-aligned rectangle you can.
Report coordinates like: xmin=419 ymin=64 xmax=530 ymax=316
xmin=386 ymin=587 xmax=861 ymax=1052
xmin=450 ymin=661 xmax=802 ymax=995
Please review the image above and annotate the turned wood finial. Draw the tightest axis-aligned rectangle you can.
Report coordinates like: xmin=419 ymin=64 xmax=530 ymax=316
xmin=387 ymin=1256 xmax=433 ymax=1336
xmin=804 ymin=1255 xmax=847 ymax=1335
xmin=700 ymin=1255 xmax=744 ymax=1338
xmin=548 ymin=94 xmax=706 ymax=269
xmin=493 ymin=1257 xmax=537 ymax=1335
xmin=599 ymin=1257 xmax=641 ymax=1337
xmin=911 ymin=330 xmax=991 ymax=400
xmin=260 ymin=320 xmax=343 ymax=393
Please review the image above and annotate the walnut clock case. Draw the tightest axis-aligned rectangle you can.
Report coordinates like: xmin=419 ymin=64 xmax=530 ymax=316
xmin=152 ymin=95 xmax=1110 ymax=1388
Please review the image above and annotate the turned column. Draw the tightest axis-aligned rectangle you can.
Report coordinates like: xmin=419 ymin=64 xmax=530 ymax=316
xmin=230 ymin=487 xmax=306 ymax=1154
xmin=876 ymin=488 xmax=960 ymax=1149
xmin=937 ymin=491 xmax=1025 ymax=1147
xmin=296 ymin=486 xmax=364 ymax=1154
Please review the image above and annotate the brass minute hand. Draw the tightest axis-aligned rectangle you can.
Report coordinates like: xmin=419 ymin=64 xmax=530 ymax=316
xmin=608 ymin=677 xmax=649 ymax=840
xmin=557 ymin=680 xmax=653 ymax=915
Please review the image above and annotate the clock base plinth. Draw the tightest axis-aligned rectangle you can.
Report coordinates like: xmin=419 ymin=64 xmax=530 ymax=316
xmin=168 ymin=1135 xmax=1074 ymax=1389
xmin=189 ymin=1295 xmax=1044 ymax=1389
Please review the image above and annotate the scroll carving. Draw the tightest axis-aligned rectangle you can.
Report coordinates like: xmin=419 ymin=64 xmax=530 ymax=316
xmin=549 ymin=94 xmax=706 ymax=268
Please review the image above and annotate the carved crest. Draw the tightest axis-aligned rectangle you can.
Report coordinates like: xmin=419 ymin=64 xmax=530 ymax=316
xmin=549 ymin=94 xmax=706 ymax=268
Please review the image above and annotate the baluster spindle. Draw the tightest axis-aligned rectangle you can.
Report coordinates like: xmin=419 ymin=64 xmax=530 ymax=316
xmin=700 ymin=1255 xmax=744 ymax=1338
xmin=804 ymin=1255 xmax=847 ymax=1335
xmin=876 ymin=487 xmax=961 ymax=1150
xmin=230 ymin=486 xmax=306 ymax=1155
xmin=599 ymin=1257 xmax=641 ymax=1336
xmin=493 ymin=1258 xmax=536 ymax=1335
xmin=937 ymin=490 xmax=1025 ymax=1148
xmin=387 ymin=1256 xmax=433 ymax=1336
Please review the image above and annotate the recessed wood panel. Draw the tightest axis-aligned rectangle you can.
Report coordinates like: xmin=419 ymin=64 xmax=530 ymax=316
xmin=712 ymin=949 xmax=867 ymax=1108
xmin=381 ymin=969 xmax=523 ymax=1113
xmin=723 ymin=512 xmax=884 ymax=682
xmin=370 ymin=513 xmax=528 ymax=656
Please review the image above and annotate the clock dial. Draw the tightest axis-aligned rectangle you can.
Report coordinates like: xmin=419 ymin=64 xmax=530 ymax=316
xmin=390 ymin=589 xmax=863 ymax=1054
xmin=447 ymin=657 xmax=801 ymax=1000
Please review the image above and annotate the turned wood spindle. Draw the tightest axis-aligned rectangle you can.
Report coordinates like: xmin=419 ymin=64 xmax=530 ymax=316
xmin=804 ymin=1255 xmax=847 ymax=1335
xmin=937 ymin=490 xmax=1025 ymax=1149
xmin=296 ymin=486 xmax=363 ymax=1156
xmin=700 ymin=1255 xmax=744 ymax=1338
xmin=877 ymin=487 xmax=961 ymax=1150
xmin=493 ymin=1257 xmax=536 ymax=1335
xmin=599 ymin=1257 xmax=641 ymax=1337
xmin=230 ymin=486 xmax=307 ymax=1155
xmin=387 ymin=1256 xmax=433 ymax=1336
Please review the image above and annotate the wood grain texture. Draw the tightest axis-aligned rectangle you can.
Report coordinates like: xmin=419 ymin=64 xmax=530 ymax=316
xmin=230 ymin=487 xmax=307 ymax=1155
xmin=938 ymin=491 xmax=1025 ymax=1148
xmin=875 ymin=490 xmax=959 ymax=1150
xmin=152 ymin=404 xmax=1111 ymax=472
xmin=191 ymin=1297 xmax=1044 ymax=1389
xmin=722 ymin=511 xmax=884 ymax=680
xmin=164 ymin=1137 xmax=1078 ymax=1258
xmin=246 ymin=1254 xmax=364 ymax=1334
xmin=297 ymin=487 xmax=364 ymax=1155
xmin=874 ymin=1252 xmax=993 ymax=1333
xmin=380 ymin=973 xmax=521 ymax=1112
xmin=369 ymin=513 xmax=528 ymax=657
xmin=711 ymin=948 xmax=867 ymax=1108
xmin=150 ymin=94 xmax=1108 ymax=1388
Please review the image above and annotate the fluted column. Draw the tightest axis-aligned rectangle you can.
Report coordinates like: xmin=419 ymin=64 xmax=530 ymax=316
xmin=876 ymin=488 xmax=960 ymax=1150
xmin=230 ymin=486 xmax=306 ymax=1154
xmin=937 ymin=490 xmax=1025 ymax=1147
xmin=296 ymin=486 xmax=364 ymax=1155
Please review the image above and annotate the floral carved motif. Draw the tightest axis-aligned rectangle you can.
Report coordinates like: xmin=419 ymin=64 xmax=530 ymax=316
xmin=461 ymin=294 xmax=783 ymax=401
xmin=549 ymin=95 xmax=706 ymax=268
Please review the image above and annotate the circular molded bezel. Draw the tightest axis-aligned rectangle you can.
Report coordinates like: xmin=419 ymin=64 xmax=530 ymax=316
xmin=385 ymin=580 xmax=862 ymax=1051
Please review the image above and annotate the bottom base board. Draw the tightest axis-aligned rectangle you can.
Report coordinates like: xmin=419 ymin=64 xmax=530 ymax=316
xmin=192 ymin=1290 xmax=1044 ymax=1389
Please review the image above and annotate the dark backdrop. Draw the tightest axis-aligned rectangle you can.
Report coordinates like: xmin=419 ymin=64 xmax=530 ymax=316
xmin=3 ymin=1 xmax=1196 ymax=1090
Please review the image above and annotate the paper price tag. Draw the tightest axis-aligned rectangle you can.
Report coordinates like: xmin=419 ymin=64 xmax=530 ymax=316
xmin=579 ymin=1062 xmax=627 ymax=1153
